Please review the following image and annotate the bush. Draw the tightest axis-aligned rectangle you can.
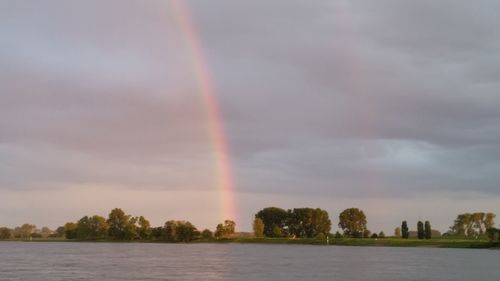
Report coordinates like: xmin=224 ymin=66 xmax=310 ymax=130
xmin=316 ymin=233 xmax=326 ymax=240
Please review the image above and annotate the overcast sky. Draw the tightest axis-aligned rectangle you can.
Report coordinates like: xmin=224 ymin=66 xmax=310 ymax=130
xmin=1 ymin=0 xmax=500 ymax=233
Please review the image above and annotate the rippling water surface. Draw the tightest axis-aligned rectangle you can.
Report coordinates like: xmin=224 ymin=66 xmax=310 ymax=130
xmin=1 ymin=242 xmax=499 ymax=281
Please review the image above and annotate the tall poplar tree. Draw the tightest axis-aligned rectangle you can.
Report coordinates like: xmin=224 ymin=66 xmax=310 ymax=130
xmin=417 ymin=221 xmax=424 ymax=239
xmin=401 ymin=221 xmax=409 ymax=239
xmin=424 ymin=221 xmax=432 ymax=239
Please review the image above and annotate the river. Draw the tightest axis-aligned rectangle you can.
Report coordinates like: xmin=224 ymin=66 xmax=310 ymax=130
xmin=0 ymin=242 xmax=499 ymax=280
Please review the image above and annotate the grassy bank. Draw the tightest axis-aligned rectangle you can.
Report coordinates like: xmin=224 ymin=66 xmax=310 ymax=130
xmin=206 ymin=237 xmax=499 ymax=248
xmin=3 ymin=237 xmax=499 ymax=249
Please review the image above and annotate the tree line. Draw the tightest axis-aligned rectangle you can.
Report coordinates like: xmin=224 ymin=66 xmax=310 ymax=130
xmin=0 ymin=208 xmax=236 ymax=242
xmin=448 ymin=212 xmax=496 ymax=239
xmin=1 ymin=208 xmax=499 ymax=242
xmin=253 ymin=207 xmax=375 ymax=239
xmin=251 ymin=207 xmax=499 ymax=241
xmin=397 ymin=220 xmax=432 ymax=239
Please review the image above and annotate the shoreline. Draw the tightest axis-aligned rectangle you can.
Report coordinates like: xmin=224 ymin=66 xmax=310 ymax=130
xmin=2 ymin=237 xmax=499 ymax=249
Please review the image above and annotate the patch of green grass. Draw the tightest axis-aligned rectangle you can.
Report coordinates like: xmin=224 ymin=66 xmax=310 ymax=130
xmin=197 ymin=237 xmax=498 ymax=248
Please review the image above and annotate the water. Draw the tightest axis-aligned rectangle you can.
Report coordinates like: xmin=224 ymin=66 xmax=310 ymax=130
xmin=0 ymin=242 xmax=499 ymax=281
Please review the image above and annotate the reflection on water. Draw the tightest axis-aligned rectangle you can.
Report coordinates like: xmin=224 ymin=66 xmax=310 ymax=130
xmin=0 ymin=242 xmax=499 ymax=281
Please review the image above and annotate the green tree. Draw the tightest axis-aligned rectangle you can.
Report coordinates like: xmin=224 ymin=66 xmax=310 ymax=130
xmin=485 ymin=213 xmax=496 ymax=229
xmin=176 ymin=221 xmax=199 ymax=242
xmin=163 ymin=220 xmax=199 ymax=242
xmin=0 ymin=227 xmax=12 ymax=240
xmin=417 ymin=221 xmax=424 ymax=239
xmin=151 ymin=227 xmax=163 ymax=240
xmin=450 ymin=212 xmax=497 ymax=238
xmin=253 ymin=218 xmax=265 ymax=238
xmin=334 ymin=231 xmax=343 ymax=239
xmin=137 ymin=216 xmax=151 ymax=240
xmin=125 ymin=216 xmax=139 ymax=240
xmin=424 ymin=221 xmax=432 ymax=239
xmin=76 ymin=216 xmax=91 ymax=239
xmin=223 ymin=220 xmax=236 ymax=235
xmin=486 ymin=227 xmax=499 ymax=242
xmin=201 ymin=229 xmax=213 ymax=239
xmin=64 ymin=222 xmax=78 ymax=239
xmin=288 ymin=208 xmax=331 ymax=238
xmin=54 ymin=226 xmax=66 ymax=237
xmin=394 ymin=227 xmax=401 ymax=238
xmin=379 ymin=231 xmax=385 ymax=238
xmin=107 ymin=208 xmax=136 ymax=240
xmin=214 ymin=220 xmax=236 ymax=238
xmin=338 ymin=208 xmax=367 ymax=238
xmin=401 ymin=221 xmax=409 ymax=239
xmin=77 ymin=215 xmax=108 ymax=240
xmin=272 ymin=225 xmax=282 ymax=237
xmin=214 ymin=223 xmax=225 ymax=239
xmin=163 ymin=220 xmax=178 ymax=242
xmin=90 ymin=215 xmax=109 ymax=239
xmin=255 ymin=207 xmax=289 ymax=237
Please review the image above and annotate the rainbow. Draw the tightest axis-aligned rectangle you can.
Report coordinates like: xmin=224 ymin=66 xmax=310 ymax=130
xmin=170 ymin=0 xmax=236 ymax=222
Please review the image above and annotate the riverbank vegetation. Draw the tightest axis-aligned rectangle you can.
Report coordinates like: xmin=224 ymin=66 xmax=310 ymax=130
xmin=1 ymin=207 xmax=499 ymax=248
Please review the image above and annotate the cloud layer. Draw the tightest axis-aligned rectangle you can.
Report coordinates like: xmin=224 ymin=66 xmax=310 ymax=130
xmin=1 ymin=0 xmax=499 ymax=231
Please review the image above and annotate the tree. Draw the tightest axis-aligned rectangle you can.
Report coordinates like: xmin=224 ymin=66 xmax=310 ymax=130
xmin=214 ymin=220 xmax=236 ymax=238
xmin=0 ymin=227 xmax=12 ymax=240
xmin=76 ymin=217 xmax=91 ymax=239
xmin=288 ymin=208 xmax=331 ymax=238
xmin=272 ymin=225 xmax=282 ymax=237
xmin=394 ymin=227 xmax=401 ymax=238
xmin=125 ymin=216 xmax=139 ymax=240
xmin=164 ymin=220 xmax=178 ymax=242
xmin=255 ymin=207 xmax=289 ymax=237
xmin=17 ymin=224 xmax=36 ymax=239
xmin=253 ymin=218 xmax=265 ymax=238
xmin=450 ymin=212 xmax=496 ymax=238
xmin=40 ymin=227 xmax=53 ymax=238
xmin=334 ymin=231 xmax=343 ymax=239
xmin=424 ymin=221 xmax=432 ymax=239
xmin=417 ymin=221 xmax=424 ymax=239
xmin=163 ymin=220 xmax=199 ymax=242
xmin=201 ymin=229 xmax=213 ymax=239
xmin=54 ymin=226 xmax=66 ymax=237
xmin=77 ymin=215 xmax=108 ymax=240
xmin=379 ymin=231 xmax=385 ymax=238
xmin=64 ymin=222 xmax=78 ymax=239
xmin=176 ymin=221 xmax=199 ymax=242
xmin=401 ymin=221 xmax=409 ymax=239
xmin=151 ymin=227 xmax=163 ymax=240
xmin=485 ymin=213 xmax=496 ymax=229
xmin=371 ymin=233 xmax=378 ymax=239
xmin=223 ymin=220 xmax=236 ymax=235
xmin=89 ymin=215 xmax=109 ymax=239
xmin=137 ymin=216 xmax=151 ymax=240
xmin=486 ymin=227 xmax=499 ymax=242
xmin=338 ymin=208 xmax=367 ymax=238
xmin=214 ymin=224 xmax=225 ymax=239
xmin=107 ymin=208 xmax=136 ymax=240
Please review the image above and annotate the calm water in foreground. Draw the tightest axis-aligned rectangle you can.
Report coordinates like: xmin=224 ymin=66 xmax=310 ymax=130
xmin=1 ymin=242 xmax=499 ymax=281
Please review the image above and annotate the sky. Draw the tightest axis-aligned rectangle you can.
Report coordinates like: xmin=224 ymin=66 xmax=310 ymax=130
xmin=1 ymin=0 xmax=500 ymax=234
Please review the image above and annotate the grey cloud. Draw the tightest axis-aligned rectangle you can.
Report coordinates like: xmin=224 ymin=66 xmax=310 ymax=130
xmin=1 ymin=0 xmax=500 ymax=203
